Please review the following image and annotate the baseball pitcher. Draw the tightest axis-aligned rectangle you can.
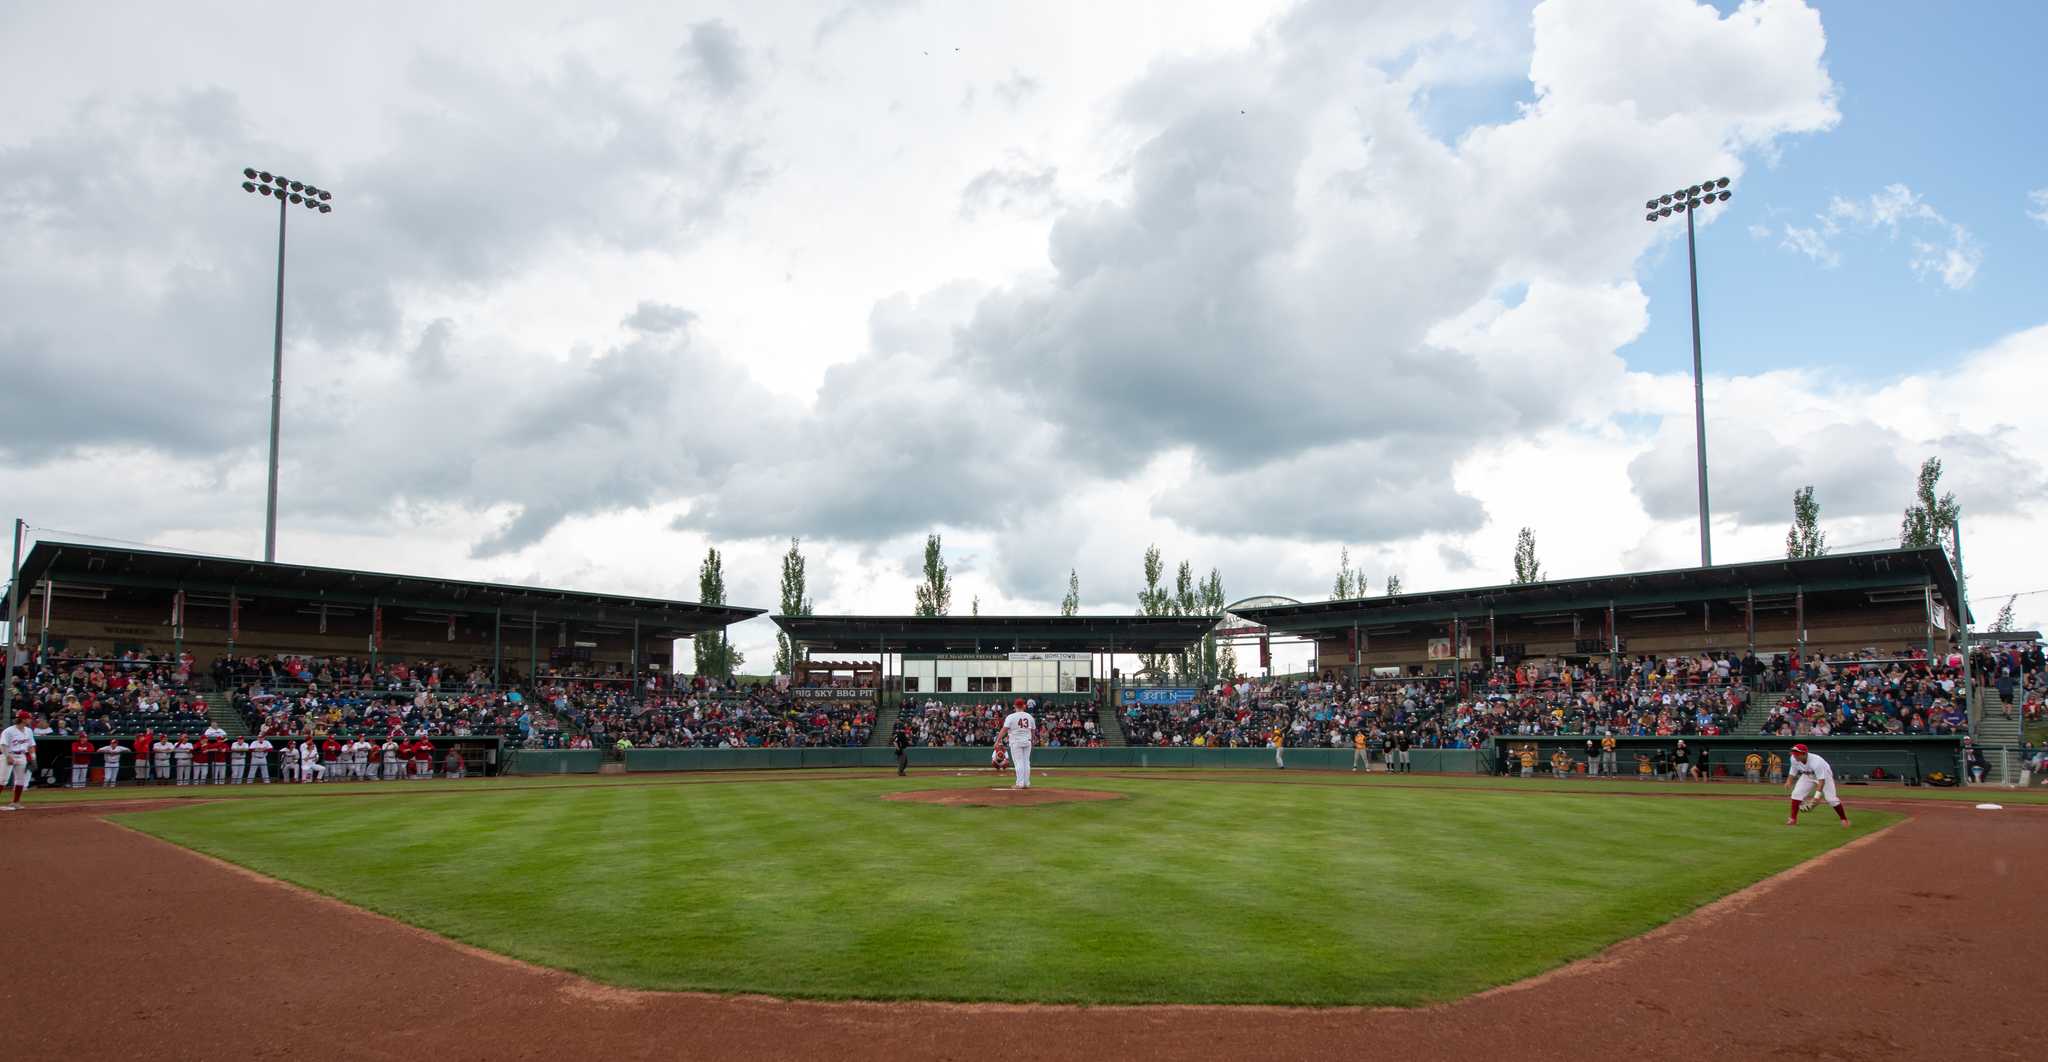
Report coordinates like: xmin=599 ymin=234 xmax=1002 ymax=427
xmin=998 ymin=699 xmax=1036 ymax=789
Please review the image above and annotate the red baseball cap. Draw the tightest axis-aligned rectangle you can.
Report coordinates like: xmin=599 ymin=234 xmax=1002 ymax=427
xmin=1790 ymin=743 xmax=1809 ymax=755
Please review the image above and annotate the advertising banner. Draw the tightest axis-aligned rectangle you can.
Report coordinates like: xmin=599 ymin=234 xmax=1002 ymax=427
xmin=1118 ymin=687 xmax=1197 ymax=706
xmin=1007 ymin=652 xmax=1090 ymax=663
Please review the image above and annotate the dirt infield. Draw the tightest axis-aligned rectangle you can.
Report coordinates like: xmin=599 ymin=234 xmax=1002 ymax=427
xmin=4 ymin=785 xmax=2041 ymax=1061
xmin=882 ymin=786 xmax=1126 ymax=807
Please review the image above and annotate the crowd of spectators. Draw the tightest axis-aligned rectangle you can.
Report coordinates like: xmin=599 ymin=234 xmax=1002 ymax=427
xmin=1752 ymin=649 xmax=1972 ymax=736
xmin=1975 ymin=641 xmax=2046 ymax=724
xmin=1119 ymin=645 xmax=2040 ymax=748
xmin=212 ymin=653 xmax=510 ymax=695
xmin=554 ymin=683 xmax=875 ymax=748
xmin=2 ymin=647 xmax=210 ymax=736
xmin=895 ymin=699 xmax=1102 ymax=747
xmin=231 ymin=684 xmax=565 ymax=745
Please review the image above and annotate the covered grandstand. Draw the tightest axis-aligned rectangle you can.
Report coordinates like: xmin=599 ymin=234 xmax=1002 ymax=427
xmin=1233 ymin=547 xmax=1967 ymax=682
xmin=5 ymin=540 xmax=763 ymax=687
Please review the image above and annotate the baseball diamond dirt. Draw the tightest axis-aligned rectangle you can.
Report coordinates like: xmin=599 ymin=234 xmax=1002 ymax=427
xmin=5 ymin=777 xmax=2042 ymax=1061
xmin=882 ymin=786 xmax=1126 ymax=807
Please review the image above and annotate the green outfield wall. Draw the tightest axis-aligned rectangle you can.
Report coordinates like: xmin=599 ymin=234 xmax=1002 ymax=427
xmin=504 ymin=749 xmax=605 ymax=774
xmin=618 ymin=746 xmax=1490 ymax=773
xmin=1486 ymin=735 xmax=1965 ymax=783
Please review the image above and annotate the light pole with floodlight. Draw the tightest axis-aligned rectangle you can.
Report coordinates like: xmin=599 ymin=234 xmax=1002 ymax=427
xmin=1644 ymin=176 xmax=1731 ymax=568
xmin=239 ymin=168 xmax=332 ymax=564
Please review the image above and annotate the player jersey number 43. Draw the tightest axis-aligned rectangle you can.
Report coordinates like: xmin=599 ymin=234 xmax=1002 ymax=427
xmin=1002 ymin=711 xmax=1035 ymax=744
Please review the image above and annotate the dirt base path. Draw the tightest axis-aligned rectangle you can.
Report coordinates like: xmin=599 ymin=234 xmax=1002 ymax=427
xmin=3 ymin=793 xmax=2040 ymax=1060
xmin=882 ymin=787 xmax=1125 ymax=807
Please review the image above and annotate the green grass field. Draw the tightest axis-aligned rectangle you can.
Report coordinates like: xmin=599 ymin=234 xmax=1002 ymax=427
xmin=117 ymin=772 xmax=1892 ymax=1006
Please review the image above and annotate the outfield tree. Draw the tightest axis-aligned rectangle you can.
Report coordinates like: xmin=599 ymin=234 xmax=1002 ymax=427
xmin=914 ymin=533 xmax=952 ymax=617
xmin=1991 ymin=595 xmax=2016 ymax=634
xmin=1384 ymin=573 xmax=1403 ymax=596
xmin=1137 ymin=545 xmax=1169 ymax=676
xmin=1197 ymin=568 xmax=1226 ymax=686
xmin=1331 ymin=547 xmax=1360 ymax=600
xmin=1899 ymin=457 xmax=1960 ymax=556
xmin=1174 ymin=560 xmax=1198 ymax=680
xmin=695 ymin=547 xmax=743 ymax=678
xmin=773 ymin=537 xmax=813 ymax=676
xmin=1784 ymin=486 xmax=1828 ymax=559
xmin=1512 ymin=527 xmax=1543 ymax=583
xmin=1060 ymin=569 xmax=1081 ymax=616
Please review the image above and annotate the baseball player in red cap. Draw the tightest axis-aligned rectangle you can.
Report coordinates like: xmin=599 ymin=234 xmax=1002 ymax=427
xmin=1785 ymin=743 xmax=1849 ymax=827
xmin=2 ymin=710 xmax=38 ymax=809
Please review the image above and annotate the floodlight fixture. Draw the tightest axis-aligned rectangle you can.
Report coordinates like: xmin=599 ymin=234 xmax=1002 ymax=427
xmin=235 ymin=165 xmax=336 ymax=564
xmin=1635 ymin=174 xmax=1734 ymax=568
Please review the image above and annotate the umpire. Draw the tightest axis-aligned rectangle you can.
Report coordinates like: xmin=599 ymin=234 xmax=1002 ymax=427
xmin=892 ymin=728 xmax=911 ymax=776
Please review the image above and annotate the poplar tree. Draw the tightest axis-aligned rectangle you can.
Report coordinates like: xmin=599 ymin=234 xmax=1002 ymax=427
xmin=914 ymin=533 xmax=952 ymax=617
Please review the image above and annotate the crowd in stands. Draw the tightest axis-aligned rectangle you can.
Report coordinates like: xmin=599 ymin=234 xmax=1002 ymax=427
xmin=895 ymin=699 xmax=1102 ymax=747
xmin=10 ymin=636 xmax=2040 ymax=767
xmin=213 ymin=653 xmax=511 ymax=695
xmin=2 ymin=647 xmax=210 ymax=736
xmin=232 ymin=685 xmax=563 ymax=746
xmin=1975 ymin=641 xmax=2046 ymax=724
xmin=554 ymin=683 xmax=875 ymax=748
xmin=1752 ymin=650 xmax=1974 ymax=736
xmin=1119 ymin=645 xmax=2023 ymax=748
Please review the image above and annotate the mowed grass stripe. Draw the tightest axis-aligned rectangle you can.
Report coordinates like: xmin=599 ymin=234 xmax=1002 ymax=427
xmin=116 ymin=777 xmax=1887 ymax=1006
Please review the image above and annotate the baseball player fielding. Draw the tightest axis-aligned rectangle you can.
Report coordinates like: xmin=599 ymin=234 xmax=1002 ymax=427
xmin=1784 ymin=743 xmax=1850 ymax=828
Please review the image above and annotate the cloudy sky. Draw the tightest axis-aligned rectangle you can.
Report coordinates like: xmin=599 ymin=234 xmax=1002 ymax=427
xmin=5 ymin=0 xmax=2045 ymax=672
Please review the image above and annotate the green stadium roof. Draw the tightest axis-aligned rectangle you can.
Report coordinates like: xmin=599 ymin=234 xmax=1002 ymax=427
xmin=1232 ymin=547 xmax=1965 ymax=633
xmin=13 ymin=539 xmax=762 ymax=638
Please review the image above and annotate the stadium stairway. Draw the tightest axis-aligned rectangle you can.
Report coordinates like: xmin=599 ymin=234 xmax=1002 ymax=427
xmin=200 ymin=692 xmax=253 ymax=738
xmin=1096 ymin=700 xmax=1127 ymax=746
xmin=1733 ymin=701 xmax=1772 ymax=736
xmin=1971 ymin=685 xmax=2025 ymax=784
xmin=867 ymin=699 xmax=900 ymax=747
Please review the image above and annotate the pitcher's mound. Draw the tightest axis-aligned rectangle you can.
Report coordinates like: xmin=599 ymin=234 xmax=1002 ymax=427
xmin=884 ymin=787 xmax=1125 ymax=808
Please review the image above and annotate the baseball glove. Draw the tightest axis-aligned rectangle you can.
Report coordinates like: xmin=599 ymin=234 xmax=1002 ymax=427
xmin=1799 ymin=793 xmax=1821 ymax=812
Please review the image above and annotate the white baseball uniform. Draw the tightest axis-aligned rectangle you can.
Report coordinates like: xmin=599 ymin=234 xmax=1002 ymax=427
xmin=99 ymin=743 xmax=130 ymax=787
xmin=230 ymin=739 xmax=250 ymax=783
xmin=1788 ymin=750 xmax=1839 ymax=806
xmin=1000 ymin=710 xmax=1036 ymax=788
xmin=1 ymin=723 xmax=37 ymax=792
xmin=248 ymin=738 xmax=273 ymax=783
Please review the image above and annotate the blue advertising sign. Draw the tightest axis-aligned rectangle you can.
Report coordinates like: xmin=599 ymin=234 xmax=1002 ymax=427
xmin=1119 ymin=687 xmax=1198 ymax=706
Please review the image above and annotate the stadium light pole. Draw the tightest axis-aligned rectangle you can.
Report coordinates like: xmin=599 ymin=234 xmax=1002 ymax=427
xmin=239 ymin=167 xmax=334 ymax=564
xmin=1644 ymin=176 xmax=1732 ymax=568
